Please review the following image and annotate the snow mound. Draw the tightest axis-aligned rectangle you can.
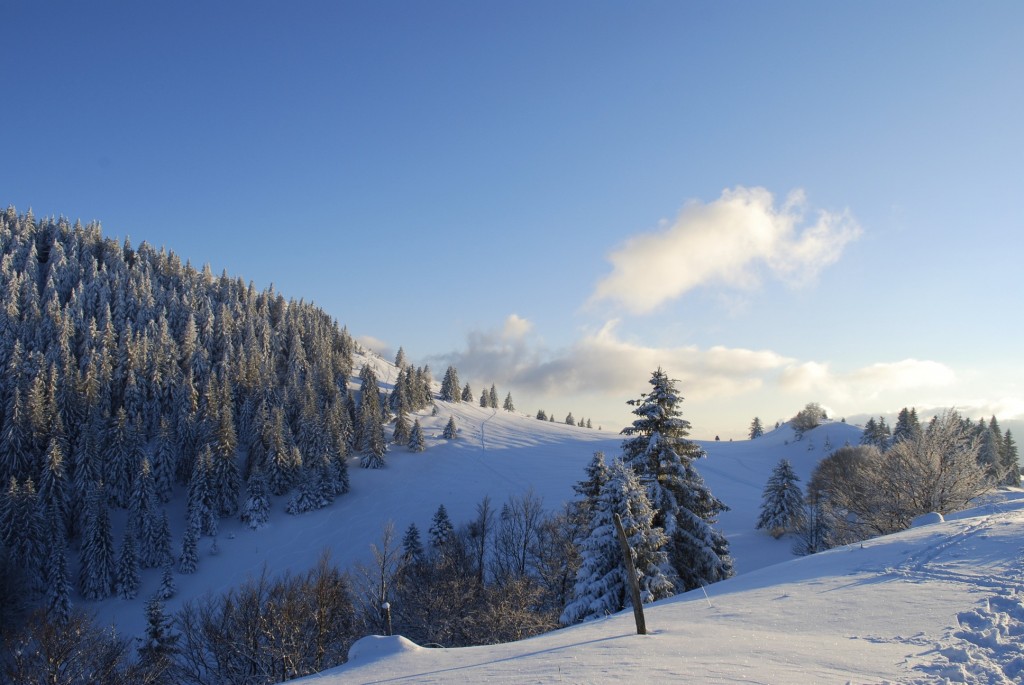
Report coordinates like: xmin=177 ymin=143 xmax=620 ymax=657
xmin=911 ymin=512 xmax=945 ymax=527
xmin=346 ymin=635 xmax=423 ymax=663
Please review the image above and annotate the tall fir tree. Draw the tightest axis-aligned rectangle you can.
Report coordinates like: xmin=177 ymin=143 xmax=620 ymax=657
xmin=79 ymin=482 xmax=115 ymax=600
xmin=755 ymin=459 xmax=806 ymax=538
xmin=561 ymin=459 xmax=674 ymax=625
xmin=116 ymin=529 xmax=141 ymax=599
xmin=749 ymin=416 xmax=764 ymax=439
xmin=408 ymin=419 xmax=426 ymax=453
xmin=240 ymin=465 xmax=271 ymax=530
xmin=503 ymin=392 xmax=514 ymax=412
xmin=620 ymin=368 xmax=733 ymax=591
xmin=442 ymin=417 xmax=458 ymax=439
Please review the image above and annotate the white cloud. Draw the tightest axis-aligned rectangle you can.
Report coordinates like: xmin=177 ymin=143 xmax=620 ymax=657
xmin=357 ymin=335 xmax=392 ymax=360
xmin=590 ymin=186 xmax=862 ymax=314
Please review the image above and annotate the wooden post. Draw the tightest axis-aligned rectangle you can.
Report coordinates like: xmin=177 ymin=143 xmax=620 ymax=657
xmin=613 ymin=512 xmax=647 ymax=635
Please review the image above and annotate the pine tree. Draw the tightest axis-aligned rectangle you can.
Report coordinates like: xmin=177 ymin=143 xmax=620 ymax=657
xmin=440 ymin=366 xmax=461 ymax=402
xmin=620 ymin=368 xmax=732 ymax=590
xmin=358 ymin=366 xmax=387 ymax=468
xmin=536 ymin=409 xmax=547 ymax=421
xmin=461 ymin=383 xmax=473 ymax=403
xmin=159 ymin=563 xmax=176 ymax=600
xmin=152 ymin=416 xmax=176 ymax=503
xmin=131 ymin=459 xmax=163 ymax=568
xmin=442 ymin=417 xmax=458 ymax=439
xmin=44 ymin=517 xmax=73 ymax=624
xmin=79 ymin=483 xmax=115 ymax=600
xmin=892 ymin=407 xmax=921 ymax=444
xmin=756 ymin=459 xmax=806 ymax=538
xmin=488 ymin=384 xmax=498 ymax=409
xmin=749 ymin=417 xmax=764 ymax=439
xmin=1002 ymin=430 xmax=1020 ymax=487
xmin=565 ymin=412 xmax=575 ymax=426
xmin=137 ymin=595 xmax=179 ymax=684
xmin=116 ymin=529 xmax=141 ymax=599
xmin=187 ymin=448 xmax=217 ymax=537
xmin=209 ymin=383 xmax=241 ymax=518
xmin=561 ymin=460 xmax=674 ymax=625
xmin=503 ymin=392 xmax=514 ymax=412
xmin=429 ymin=504 xmax=454 ymax=550
xmin=571 ymin=451 xmax=610 ymax=525
xmin=178 ymin=522 xmax=199 ymax=574
xmin=240 ymin=465 xmax=271 ymax=530
xmin=480 ymin=388 xmax=489 ymax=408
xmin=408 ymin=419 xmax=426 ymax=453
xmin=392 ymin=407 xmax=411 ymax=446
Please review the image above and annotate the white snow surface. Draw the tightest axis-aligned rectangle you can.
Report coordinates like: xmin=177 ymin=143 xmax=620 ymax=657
xmin=93 ymin=355 xmax=1024 ymax=683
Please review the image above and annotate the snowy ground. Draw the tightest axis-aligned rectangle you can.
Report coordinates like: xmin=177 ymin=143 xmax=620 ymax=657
xmin=299 ymin=491 xmax=1024 ymax=684
xmin=91 ymin=355 xmax=1024 ymax=683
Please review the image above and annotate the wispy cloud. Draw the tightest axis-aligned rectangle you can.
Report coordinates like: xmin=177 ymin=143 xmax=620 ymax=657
xmin=589 ymin=186 xmax=862 ymax=314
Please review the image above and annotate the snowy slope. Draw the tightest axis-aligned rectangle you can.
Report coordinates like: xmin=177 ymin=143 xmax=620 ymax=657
xmin=97 ymin=354 xmax=866 ymax=639
xmin=299 ymin=491 xmax=1024 ymax=684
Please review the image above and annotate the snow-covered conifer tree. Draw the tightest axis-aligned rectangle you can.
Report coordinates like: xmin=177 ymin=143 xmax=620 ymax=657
xmin=620 ymin=368 xmax=732 ymax=591
xmin=488 ymin=384 xmax=498 ymax=409
xmin=240 ymin=465 xmax=271 ymax=530
xmin=159 ymin=563 xmax=176 ymax=600
xmin=756 ymin=459 xmax=806 ymax=538
xmin=392 ymin=407 xmax=411 ymax=446
xmin=178 ymin=523 xmax=199 ymax=574
xmin=116 ymin=529 xmax=141 ymax=599
xmin=137 ymin=594 xmax=179 ymax=682
xmin=429 ymin=504 xmax=454 ymax=550
xmin=461 ymin=383 xmax=473 ymax=402
xmin=442 ymin=417 xmax=458 ymax=440
xmin=561 ymin=460 xmax=674 ymax=625
xmin=408 ymin=419 xmax=426 ymax=453
xmin=749 ymin=416 xmax=764 ymax=439
xmin=503 ymin=393 xmax=514 ymax=412
xmin=79 ymin=483 xmax=115 ymax=600
xmin=440 ymin=366 xmax=461 ymax=402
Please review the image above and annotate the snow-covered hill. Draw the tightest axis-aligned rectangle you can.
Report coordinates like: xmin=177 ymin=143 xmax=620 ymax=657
xmin=301 ymin=492 xmax=1024 ymax=684
xmin=98 ymin=353 xmax=859 ymax=640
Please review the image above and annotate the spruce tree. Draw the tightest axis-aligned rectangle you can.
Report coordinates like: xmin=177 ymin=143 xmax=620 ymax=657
xmin=440 ymin=366 xmax=461 ymax=402
xmin=429 ymin=504 xmax=454 ymax=550
xmin=480 ymin=389 xmax=489 ymax=408
xmin=1002 ymin=430 xmax=1021 ymax=487
xmin=44 ymin=518 xmax=73 ymax=624
xmin=620 ymin=368 xmax=732 ymax=590
xmin=79 ymin=483 xmax=115 ymax=600
xmin=116 ymin=529 xmax=141 ymax=599
xmin=159 ymin=563 xmax=176 ymax=600
xmin=408 ymin=419 xmax=426 ymax=453
xmin=442 ymin=417 xmax=458 ymax=440
xmin=749 ymin=416 xmax=764 ymax=439
xmin=209 ymin=385 xmax=241 ymax=518
xmin=488 ymin=384 xmax=498 ymax=409
xmin=561 ymin=459 xmax=674 ymax=625
xmin=756 ymin=459 xmax=806 ymax=538
xmin=565 ymin=412 xmax=575 ymax=426
xmin=178 ymin=522 xmax=199 ymax=574
xmin=240 ymin=465 xmax=271 ymax=530
xmin=392 ymin=407 xmax=411 ymax=446
xmin=536 ymin=409 xmax=547 ymax=421
xmin=461 ymin=383 xmax=473 ymax=403
xmin=138 ymin=595 xmax=179 ymax=684
xmin=503 ymin=392 xmax=514 ymax=412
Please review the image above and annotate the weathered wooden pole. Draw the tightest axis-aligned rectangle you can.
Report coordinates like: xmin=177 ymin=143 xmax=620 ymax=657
xmin=613 ymin=512 xmax=647 ymax=635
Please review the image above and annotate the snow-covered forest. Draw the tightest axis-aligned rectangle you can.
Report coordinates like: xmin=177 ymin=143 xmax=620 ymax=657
xmin=1 ymin=207 xmax=1021 ymax=684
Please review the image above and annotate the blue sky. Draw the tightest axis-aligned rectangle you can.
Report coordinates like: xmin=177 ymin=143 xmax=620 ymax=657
xmin=5 ymin=1 xmax=1023 ymax=438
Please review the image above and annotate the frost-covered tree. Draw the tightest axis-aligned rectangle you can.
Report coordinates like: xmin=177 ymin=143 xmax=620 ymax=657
xmin=749 ymin=416 xmax=764 ymax=439
xmin=755 ymin=459 xmax=805 ymax=538
xmin=792 ymin=402 xmax=826 ymax=438
xmin=137 ymin=594 xmax=179 ymax=683
xmin=158 ymin=563 xmax=176 ymax=600
xmin=565 ymin=412 xmax=575 ymax=426
xmin=571 ymin=451 xmax=610 ymax=526
xmin=488 ymin=384 xmax=498 ymax=409
xmin=358 ymin=366 xmax=387 ymax=468
xmin=392 ymin=407 xmax=411 ymax=446
xmin=429 ymin=504 xmax=455 ymax=550
xmin=503 ymin=393 xmax=515 ymax=412
xmin=860 ymin=416 xmax=891 ymax=450
xmin=43 ymin=515 xmax=73 ymax=624
xmin=536 ymin=409 xmax=547 ymax=421
xmin=408 ymin=419 xmax=426 ymax=453
xmin=1002 ymin=430 xmax=1020 ymax=487
xmin=892 ymin=407 xmax=921 ymax=444
xmin=178 ymin=522 xmax=199 ymax=574
xmin=240 ymin=465 xmax=270 ymax=530
xmin=79 ymin=483 xmax=115 ymax=600
xmin=461 ymin=383 xmax=473 ymax=403
xmin=561 ymin=460 xmax=674 ymax=625
xmin=208 ymin=382 xmax=241 ymax=518
xmin=620 ymin=368 xmax=732 ymax=590
xmin=116 ymin=529 xmax=141 ymax=599
xmin=480 ymin=389 xmax=489 ymax=408
xmin=442 ymin=417 xmax=458 ymax=440
xmin=440 ymin=366 xmax=461 ymax=402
